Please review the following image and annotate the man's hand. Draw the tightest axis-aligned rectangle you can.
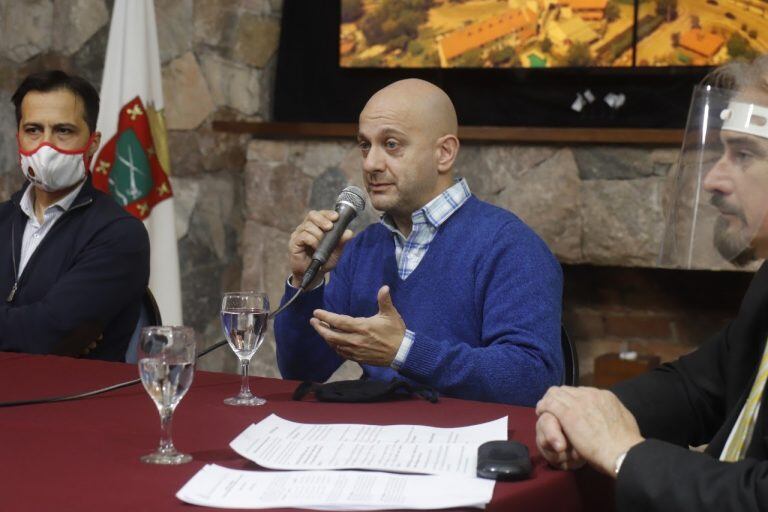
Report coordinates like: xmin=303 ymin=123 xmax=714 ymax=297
xmin=535 ymin=412 xmax=586 ymax=470
xmin=309 ymin=286 xmax=405 ymax=366
xmin=288 ymin=210 xmax=354 ymax=288
xmin=535 ymin=386 xmax=644 ymax=477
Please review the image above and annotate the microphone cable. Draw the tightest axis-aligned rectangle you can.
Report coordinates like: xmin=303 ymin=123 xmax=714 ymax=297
xmin=0 ymin=339 xmax=229 ymax=408
xmin=0 ymin=286 xmax=310 ymax=409
xmin=0 ymin=185 xmax=365 ymax=408
xmin=269 ymin=284 xmax=304 ymax=318
xmin=260 ymin=185 xmax=366 ymax=321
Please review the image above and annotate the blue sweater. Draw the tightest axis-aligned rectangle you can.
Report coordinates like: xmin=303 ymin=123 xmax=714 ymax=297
xmin=275 ymin=196 xmax=563 ymax=405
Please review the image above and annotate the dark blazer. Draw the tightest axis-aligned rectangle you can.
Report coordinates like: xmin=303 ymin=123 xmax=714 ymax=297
xmin=0 ymin=179 xmax=150 ymax=361
xmin=612 ymin=261 xmax=768 ymax=511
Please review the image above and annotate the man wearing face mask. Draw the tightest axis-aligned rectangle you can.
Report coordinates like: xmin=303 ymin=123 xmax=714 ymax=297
xmin=0 ymin=70 xmax=149 ymax=361
xmin=535 ymin=55 xmax=768 ymax=511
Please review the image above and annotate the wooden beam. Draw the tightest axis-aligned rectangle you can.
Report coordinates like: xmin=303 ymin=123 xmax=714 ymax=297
xmin=457 ymin=126 xmax=684 ymax=145
xmin=212 ymin=121 xmax=684 ymax=145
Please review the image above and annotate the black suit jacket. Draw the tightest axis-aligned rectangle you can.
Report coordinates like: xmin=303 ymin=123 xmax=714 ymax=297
xmin=0 ymin=179 xmax=150 ymax=361
xmin=612 ymin=262 xmax=768 ymax=511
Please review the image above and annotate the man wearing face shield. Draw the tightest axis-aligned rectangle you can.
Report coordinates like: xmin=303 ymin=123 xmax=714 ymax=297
xmin=0 ymin=70 xmax=149 ymax=361
xmin=535 ymin=55 xmax=768 ymax=511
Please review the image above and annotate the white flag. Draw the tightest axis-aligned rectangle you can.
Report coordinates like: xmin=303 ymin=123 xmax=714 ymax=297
xmin=93 ymin=0 xmax=183 ymax=325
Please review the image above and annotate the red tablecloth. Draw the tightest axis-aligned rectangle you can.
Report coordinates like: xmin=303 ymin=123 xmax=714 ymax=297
xmin=0 ymin=353 xmax=613 ymax=511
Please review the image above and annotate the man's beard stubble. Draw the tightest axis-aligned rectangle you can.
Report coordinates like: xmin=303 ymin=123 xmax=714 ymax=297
xmin=713 ymin=216 xmax=757 ymax=266
xmin=710 ymin=194 xmax=756 ymax=266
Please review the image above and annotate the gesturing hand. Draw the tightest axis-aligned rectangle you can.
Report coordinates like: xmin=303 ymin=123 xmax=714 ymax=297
xmin=535 ymin=386 xmax=644 ymax=477
xmin=310 ymin=286 xmax=406 ymax=366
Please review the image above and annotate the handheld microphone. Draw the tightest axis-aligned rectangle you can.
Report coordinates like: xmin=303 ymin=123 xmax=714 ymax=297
xmin=300 ymin=186 xmax=366 ymax=289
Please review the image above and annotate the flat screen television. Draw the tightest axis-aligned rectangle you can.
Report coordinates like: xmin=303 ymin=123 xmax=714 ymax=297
xmin=273 ymin=0 xmax=764 ymax=129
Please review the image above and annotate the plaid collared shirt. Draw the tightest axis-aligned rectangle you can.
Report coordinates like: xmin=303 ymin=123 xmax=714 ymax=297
xmin=380 ymin=178 xmax=471 ymax=280
xmin=382 ymin=178 xmax=472 ymax=370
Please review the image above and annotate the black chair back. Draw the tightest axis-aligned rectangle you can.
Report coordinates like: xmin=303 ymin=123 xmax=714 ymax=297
xmin=561 ymin=325 xmax=579 ymax=386
xmin=125 ymin=288 xmax=163 ymax=363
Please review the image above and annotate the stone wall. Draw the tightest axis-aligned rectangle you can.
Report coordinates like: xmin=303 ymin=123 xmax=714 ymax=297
xmin=243 ymin=138 xmax=751 ymax=382
xmin=240 ymin=138 xmax=726 ymax=276
xmin=0 ymin=0 xmax=751 ymax=383
xmin=0 ymin=0 xmax=281 ymax=374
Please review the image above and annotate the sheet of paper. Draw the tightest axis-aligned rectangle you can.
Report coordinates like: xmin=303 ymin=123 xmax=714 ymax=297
xmin=229 ymin=414 xmax=507 ymax=477
xmin=177 ymin=464 xmax=495 ymax=510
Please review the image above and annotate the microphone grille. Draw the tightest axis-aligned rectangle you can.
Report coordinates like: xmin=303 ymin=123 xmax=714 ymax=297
xmin=337 ymin=185 xmax=366 ymax=213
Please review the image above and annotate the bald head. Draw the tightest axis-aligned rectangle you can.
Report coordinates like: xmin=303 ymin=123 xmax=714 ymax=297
xmin=361 ymin=79 xmax=458 ymax=139
xmin=356 ymin=79 xmax=461 ymax=230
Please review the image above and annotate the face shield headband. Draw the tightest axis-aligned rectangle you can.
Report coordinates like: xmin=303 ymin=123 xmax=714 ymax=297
xmin=720 ymin=102 xmax=768 ymax=138
xmin=659 ymin=85 xmax=768 ymax=269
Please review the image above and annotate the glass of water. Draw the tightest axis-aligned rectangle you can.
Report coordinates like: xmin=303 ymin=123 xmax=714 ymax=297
xmin=138 ymin=325 xmax=196 ymax=465
xmin=221 ymin=291 xmax=269 ymax=406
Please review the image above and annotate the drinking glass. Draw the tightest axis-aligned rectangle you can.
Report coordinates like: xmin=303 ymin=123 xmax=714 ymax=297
xmin=221 ymin=291 xmax=270 ymax=406
xmin=137 ymin=325 xmax=196 ymax=465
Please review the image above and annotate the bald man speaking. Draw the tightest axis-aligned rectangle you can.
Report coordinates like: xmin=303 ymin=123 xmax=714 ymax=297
xmin=274 ymin=79 xmax=563 ymax=405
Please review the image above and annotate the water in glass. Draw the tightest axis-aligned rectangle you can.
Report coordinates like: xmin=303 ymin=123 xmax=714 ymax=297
xmin=137 ymin=325 xmax=196 ymax=465
xmin=221 ymin=292 xmax=269 ymax=406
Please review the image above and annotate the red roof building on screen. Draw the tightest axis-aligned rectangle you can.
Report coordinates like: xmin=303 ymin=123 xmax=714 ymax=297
xmin=437 ymin=8 xmax=538 ymax=66
xmin=679 ymin=29 xmax=725 ymax=58
xmin=558 ymin=0 xmax=608 ymax=20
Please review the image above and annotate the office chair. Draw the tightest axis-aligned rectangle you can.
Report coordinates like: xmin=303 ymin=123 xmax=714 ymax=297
xmin=125 ymin=288 xmax=162 ymax=364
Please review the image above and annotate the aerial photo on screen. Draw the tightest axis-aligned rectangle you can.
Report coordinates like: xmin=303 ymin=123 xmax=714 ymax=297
xmin=635 ymin=0 xmax=766 ymax=65
xmin=339 ymin=0 xmax=766 ymax=68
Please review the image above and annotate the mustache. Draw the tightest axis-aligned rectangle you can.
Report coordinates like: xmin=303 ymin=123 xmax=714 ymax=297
xmin=710 ymin=193 xmax=747 ymax=222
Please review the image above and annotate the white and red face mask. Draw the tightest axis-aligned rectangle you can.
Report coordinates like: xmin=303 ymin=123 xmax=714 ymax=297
xmin=18 ymin=134 xmax=95 ymax=192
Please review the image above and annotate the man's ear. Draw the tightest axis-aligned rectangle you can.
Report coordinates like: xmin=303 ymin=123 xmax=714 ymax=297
xmin=435 ymin=134 xmax=459 ymax=174
xmin=88 ymin=131 xmax=102 ymax=158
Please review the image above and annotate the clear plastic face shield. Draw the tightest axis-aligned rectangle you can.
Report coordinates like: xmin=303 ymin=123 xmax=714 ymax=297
xmin=660 ymin=85 xmax=768 ymax=269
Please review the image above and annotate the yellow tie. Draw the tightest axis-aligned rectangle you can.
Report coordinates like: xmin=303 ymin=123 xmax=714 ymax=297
xmin=722 ymin=340 xmax=768 ymax=462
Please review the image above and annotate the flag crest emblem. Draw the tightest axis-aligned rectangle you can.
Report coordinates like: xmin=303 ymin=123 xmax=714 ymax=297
xmin=92 ymin=96 xmax=173 ymax=220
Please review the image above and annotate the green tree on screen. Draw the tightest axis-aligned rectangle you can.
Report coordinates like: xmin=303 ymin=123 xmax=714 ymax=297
xmin=656 ymin=0 xmax=678 ymax=22
xmin=409 ymin=40 xmax=425 ymax=55
xmin=388 ymin=35 xmax=410 ymax=50
xmin=453 ymin=47 xmax=484 ymax=67
xmin=361 ymin=0 xmax=433 ymax=46
xmin=605 ymin=1 xmax=620 ymax=22
xmin=690 ymin=15 xmax=700 ymax=30
xmin=727 ymin=33 xmax=758 ymax=60
xmin=564 ymin=42 xmax=592 ymax=66
xmin=423 ymin=49 xmax=440 ymax=66
xmin=489 ymin=46 xmax=521 ymax=66
xmin=342 ymin=0 xmax=364 ymax=22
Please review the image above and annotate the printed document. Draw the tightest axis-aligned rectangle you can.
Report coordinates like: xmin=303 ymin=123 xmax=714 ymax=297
xmin=229 ymin=414 xmax=507 ymax=477
xmin=177 ymin=464 xmax=495 ymax=510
